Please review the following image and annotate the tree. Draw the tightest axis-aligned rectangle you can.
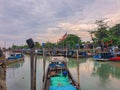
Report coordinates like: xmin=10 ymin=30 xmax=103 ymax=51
xmin=45 ymin=42 xmax=56 ymax=49
xmin=58 ymin=34 xmax=82 ymax=49
xmin=35 ymin=42 xmax=41 ymax=48
xmin=94 ymin=20 xmax=109 ymax=41
xmin=110 ymin=24 xmax=120 ymax=36
xmin=108 ymin=24 xmax=120 ymax=45
xmin=90 ymin=20 xmax=120 ymax=46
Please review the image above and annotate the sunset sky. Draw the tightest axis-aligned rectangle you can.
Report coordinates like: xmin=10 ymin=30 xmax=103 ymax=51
xmin=0 ymin=0 xmax=120 ymax=47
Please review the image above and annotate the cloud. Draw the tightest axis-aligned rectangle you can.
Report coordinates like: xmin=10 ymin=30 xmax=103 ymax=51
xmin=0 ymin=0 xmax=120 ymax=47
xmin=57 ymin=22 xmax=97 ymax=31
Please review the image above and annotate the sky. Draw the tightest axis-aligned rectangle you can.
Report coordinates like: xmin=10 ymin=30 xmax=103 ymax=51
xmin=0 ymin=0 xmax=120 ymax=47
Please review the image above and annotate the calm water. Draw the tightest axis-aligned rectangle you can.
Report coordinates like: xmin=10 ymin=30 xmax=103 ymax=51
xmin=1 ymin=55 xmax=120 ymax=90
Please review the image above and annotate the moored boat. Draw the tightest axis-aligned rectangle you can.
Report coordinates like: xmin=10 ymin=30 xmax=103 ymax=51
xmin=6 ymin=53 xmax=24 ymax=64
xmin=109 ymin=56 xmax=120 ymax=61
xmin=42 ymin=57 xmax=80 ymax=90
xmin=94 ymin=52 xmax=113 ymax=61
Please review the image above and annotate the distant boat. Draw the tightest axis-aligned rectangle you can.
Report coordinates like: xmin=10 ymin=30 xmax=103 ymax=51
xmin=42 ymin=56 xmax=80 ymax=90
xmin=93 ymin=52 xmax=113 ymax=61
xmin=6 ymin=53 xmax=24 ymax=64
xmin=109 ymin=56 xmax=120 ymax=61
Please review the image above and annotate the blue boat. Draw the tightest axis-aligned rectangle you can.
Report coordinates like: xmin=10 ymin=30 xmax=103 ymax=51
xmin=42 ymin=57 xmax=80 ymax=90
xmin=93 ymin=52 xmax=114 ymax=61
xmin=7 ymin=53 xmax=24 ymax=64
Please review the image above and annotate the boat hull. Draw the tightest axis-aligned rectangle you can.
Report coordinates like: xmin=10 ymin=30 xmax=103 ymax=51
xmin=7 ymin=57 xmax=24 ymax=64
xmin=109 ymin=57 xmax=120 ymax=61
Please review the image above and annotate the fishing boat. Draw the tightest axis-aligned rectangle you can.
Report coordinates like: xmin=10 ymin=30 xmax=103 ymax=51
xmin=93 ymin=52 xmax=113 ymax=61
xmin=109 ymin=56 xmax=120 ymax=61
xmin=42 ymin=57 xmax=80 ymax=90
xmin=6 ymin=53 xmax=24 ymax=64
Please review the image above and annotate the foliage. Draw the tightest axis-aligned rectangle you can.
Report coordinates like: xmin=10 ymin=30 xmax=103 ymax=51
xmin=12 ymin=45 xmax=29 ymax=49
xmin=94 ymin=20 xmax=109 ymax=41
xmin=44 ymin=42 xmax=56 ymax=49
xmin=35 ymin=42 xmax=42 ymax=48
xmin=90 ymin=20 xmax=120 ymax=46
xmin=58 ymin=34 xmax=82 ymax=49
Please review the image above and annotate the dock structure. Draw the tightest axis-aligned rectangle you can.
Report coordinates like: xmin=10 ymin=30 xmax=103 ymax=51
xmin=0 ymin=65 xmax=6 ymax=90
xmin=23 ymin=48 xmax=93 ymax=58
xmin=0 ymin=48 xmax=5 ymax=67
xmin=0 ymin=56 xmax=5 ymax=68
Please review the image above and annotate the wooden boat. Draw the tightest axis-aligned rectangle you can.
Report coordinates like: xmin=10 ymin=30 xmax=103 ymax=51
xmin=0 ymin=53 xmax=24 ymax=65
xmin=6 ymin=53 xmax=24 ymax=64
xmin=42 ymin=57 xmax=80 ymax=90
xmin=93 ymin=52 xmax=113 ymax=61
xmin=109 ymin=56 xmax=120 ymax=61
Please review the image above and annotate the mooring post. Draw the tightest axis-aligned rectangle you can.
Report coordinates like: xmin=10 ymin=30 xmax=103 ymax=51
xmin=42 ymin=43 xmax=46 ymax=82
xmin=76 ymin=50 xmax=80 ymax=86
xmin=43 ymin=47 xmax=45 ymax=82
xmin=26 ymin=38 xmax=35 ymax=90
xmin=34 ymin=49 xmax=37 ymax=90
xmin=4 ymin=49 xmax=7 ymax=72
xmin=30 ymin=48 xmax=35 ymax=90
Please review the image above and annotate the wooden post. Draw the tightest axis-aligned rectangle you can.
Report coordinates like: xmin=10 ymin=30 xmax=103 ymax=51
xmin=76 ymin=50 xmax=80 ymax=86
xmin=30 ymin=48 xmax=35 ymax=90
xmin=66 ymin=47 xmax=67 ymax=57
xmin=26 ymin=38 xmax=36 ymax=90
xmin=34 ymin=49 xmax=37 ymax=90
xmin=0 ymin=66 xmax=7 ymax=90
xmin=43 ymin=47 xmax=46 ymax=82
xmin=4 ymin=49 xmax=7 ymax=72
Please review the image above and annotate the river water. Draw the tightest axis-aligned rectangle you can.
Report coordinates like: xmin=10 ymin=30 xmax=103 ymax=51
xmin=1 ymin=55 xmax=120 ymax=90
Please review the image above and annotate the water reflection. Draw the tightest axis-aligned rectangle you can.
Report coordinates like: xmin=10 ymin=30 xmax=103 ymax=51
xmin=93 ymin=61 xmax=120 ymax=80
xmin=68 ymin=58 xmax=120 ymax=90
xmin=67 ymin=58 xmax=87 ymax=67
xmin=68 ymin=58 xmax=120 ymax=80
xmin=92 ymin=62 xmax=111 ymax=81
xmin=8 ymin=61 xmax=25 ymax=68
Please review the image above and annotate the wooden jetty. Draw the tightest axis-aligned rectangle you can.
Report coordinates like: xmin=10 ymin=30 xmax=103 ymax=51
xmin=23 ymin=48 xmax=93 ymax=58
xmin=42 ymin=57 xmax=80 ymax=90
xmin=0 ymin=66 xmax=6 ymax=90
